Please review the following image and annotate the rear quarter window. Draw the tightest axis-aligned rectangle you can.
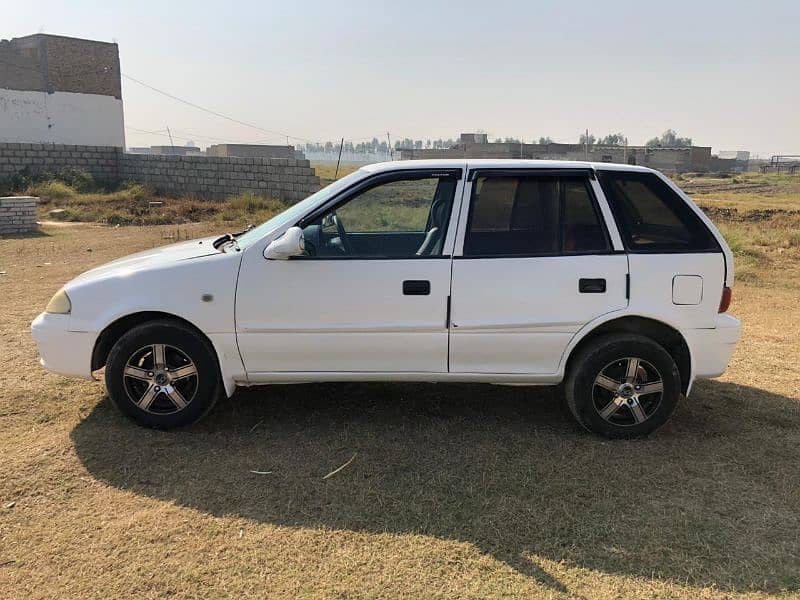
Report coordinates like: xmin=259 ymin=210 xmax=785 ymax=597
xmin=598 ymin=171 xmax=720 ymax=252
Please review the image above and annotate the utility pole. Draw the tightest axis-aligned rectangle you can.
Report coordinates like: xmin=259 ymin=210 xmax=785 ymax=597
xmin=166 ymin=126 xmax=175 ymax=152
xmin=387 ymin=132 xmax=392 ymax=160
xmin=334 ymin=137 xmax=344 ymax=179
xmin=585 ymin=128 xmax=589 ymax=161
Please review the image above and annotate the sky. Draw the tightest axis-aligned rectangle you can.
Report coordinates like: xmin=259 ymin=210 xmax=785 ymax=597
xmin=4 ymin=0 xmax=800 ymax=156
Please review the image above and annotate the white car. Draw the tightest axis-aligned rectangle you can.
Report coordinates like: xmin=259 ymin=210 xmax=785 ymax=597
xmin=31 ymin=160 xmax=741 ymax=437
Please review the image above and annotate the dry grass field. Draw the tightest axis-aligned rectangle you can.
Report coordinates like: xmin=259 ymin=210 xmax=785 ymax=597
xmin=1 ymin=175 xmax=800 ymax=598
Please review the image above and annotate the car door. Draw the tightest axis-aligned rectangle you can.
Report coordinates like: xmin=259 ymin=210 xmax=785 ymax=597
xmin=235 ymin=167 xmax=464 ymax=376
xmin=449 ymin=168 xmax=629 ymax=374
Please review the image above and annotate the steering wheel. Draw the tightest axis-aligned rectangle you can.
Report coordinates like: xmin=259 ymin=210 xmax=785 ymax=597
xmin=332 ymin=213 xmax=353 ymax=254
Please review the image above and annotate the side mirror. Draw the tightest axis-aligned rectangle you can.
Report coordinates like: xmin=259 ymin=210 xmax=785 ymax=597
xmin=264 ymin=226 xmax=305 ymax=260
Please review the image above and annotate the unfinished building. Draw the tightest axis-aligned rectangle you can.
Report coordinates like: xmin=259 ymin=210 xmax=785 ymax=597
xmin=0 ymin=34 xmax=124 ymax=147
xmin=399 ymin=134 xmax=713 ymax=173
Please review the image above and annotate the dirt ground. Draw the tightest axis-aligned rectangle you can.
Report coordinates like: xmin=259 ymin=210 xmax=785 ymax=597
xmin=1 ymin=221 xmax=799 ymax=599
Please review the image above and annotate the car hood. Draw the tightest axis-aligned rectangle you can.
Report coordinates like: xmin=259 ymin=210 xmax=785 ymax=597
xmin=68 ymin=236 xmax=223 ymax=286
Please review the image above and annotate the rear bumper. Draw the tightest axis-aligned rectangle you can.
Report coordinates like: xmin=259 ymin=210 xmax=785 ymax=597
xmin=685 ymin=314 xmax=741 ymax=380
xmin=31 ymin=313 xmax=94 ymax=379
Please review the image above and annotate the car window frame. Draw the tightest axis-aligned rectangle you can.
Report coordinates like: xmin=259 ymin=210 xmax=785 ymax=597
xmin=597 ymin=169 xmax=723 ymax=254
xmin=457 ymin=169 xmax=615 ymax=259
xmin=292 ymin=168 xmax=463 ymax=261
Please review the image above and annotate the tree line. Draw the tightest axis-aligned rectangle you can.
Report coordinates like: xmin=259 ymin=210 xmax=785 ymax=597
xmin=302 ymin=130 xmax=693 ymax=155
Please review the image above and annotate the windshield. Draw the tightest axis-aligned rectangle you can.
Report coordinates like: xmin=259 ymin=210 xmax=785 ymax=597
xmin=234 ymin=169 xmax=366 ymax=249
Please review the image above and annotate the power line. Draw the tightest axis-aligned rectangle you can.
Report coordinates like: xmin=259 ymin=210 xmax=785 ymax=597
xmin=122 ymin=72 xmax=315 ymax=144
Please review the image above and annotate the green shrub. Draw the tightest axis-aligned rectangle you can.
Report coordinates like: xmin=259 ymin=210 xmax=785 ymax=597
xmin=27 ymin=180 xmax=77 ymax=200
xmin=52 ymin=167 xmax=96 ymax=192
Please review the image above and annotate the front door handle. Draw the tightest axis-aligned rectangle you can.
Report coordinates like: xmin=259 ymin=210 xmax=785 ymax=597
xmin=579 ymin=278 xmax=606 ymax=293
xmin=403 ymin=280 xmax=430 ymax=295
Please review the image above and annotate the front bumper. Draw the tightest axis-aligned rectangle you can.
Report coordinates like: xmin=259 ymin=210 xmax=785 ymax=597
xmin=31 ymin=312 xmax=94 ymax=379
xmin=684 ymin=313 xmax=742 ymax=379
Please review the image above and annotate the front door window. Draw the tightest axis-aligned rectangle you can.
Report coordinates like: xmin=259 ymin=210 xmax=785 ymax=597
xmin=301 ymin=174 xmax=458 ymax=258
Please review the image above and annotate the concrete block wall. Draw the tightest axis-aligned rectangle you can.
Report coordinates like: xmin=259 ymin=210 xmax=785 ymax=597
xmin=119 ymin=154 xmax=321 ymax=201
xmin=0 ymin=196 xmax=38 ymax=235
xmin=0 ymin=143 xmax=121 ymax=182
xmin=0 ymin=143 xmax=322 ymax=201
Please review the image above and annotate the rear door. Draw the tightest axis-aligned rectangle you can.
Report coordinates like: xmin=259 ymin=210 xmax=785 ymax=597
xmin=449 ymin=168 xmax=629 ymax=374
xmin=596 ymin=170 xmax=726 ymax=331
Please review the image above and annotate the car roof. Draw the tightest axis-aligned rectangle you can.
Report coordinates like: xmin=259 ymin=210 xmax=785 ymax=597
xmin=360 ymin=158 xmax=656 ymax=174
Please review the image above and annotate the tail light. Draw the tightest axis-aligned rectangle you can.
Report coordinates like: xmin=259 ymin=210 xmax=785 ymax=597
xmin=719 ymin=286 xmax=732 ymax=313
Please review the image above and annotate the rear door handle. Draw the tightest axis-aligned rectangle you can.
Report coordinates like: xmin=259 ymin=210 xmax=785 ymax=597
xmin=403 ymin=280 xmax=430 ymax=295
xmin=579 ymin=278 xmax=606 ymax=293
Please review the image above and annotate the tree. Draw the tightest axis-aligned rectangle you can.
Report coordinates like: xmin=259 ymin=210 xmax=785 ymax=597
xmin=579 ymin=132 xmax=596 ymax=146
xmin=645 ymin=129 xmax=692 ymax=148
xmin=537 ymin=136 xmax=553 ymax=145
xmin=598 ymin=133 xmax=626 ymax=146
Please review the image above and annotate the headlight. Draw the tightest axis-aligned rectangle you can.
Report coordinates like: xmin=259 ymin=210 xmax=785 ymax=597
xmin=45 ymin=288 xmax=72 ymax=314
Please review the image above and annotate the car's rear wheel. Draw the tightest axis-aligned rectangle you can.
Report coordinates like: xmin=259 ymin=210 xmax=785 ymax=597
xmin=564 ymin=333 xmax=681 ymax=438
xmin=105 ymin=319 xmax=220 ymax=428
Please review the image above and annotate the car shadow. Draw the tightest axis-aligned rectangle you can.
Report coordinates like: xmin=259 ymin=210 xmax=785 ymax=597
xmin=71 ymin=379 xmax=800 ymax=594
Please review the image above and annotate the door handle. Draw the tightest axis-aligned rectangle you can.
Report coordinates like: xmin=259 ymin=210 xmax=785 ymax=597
xmin=579 ymin=278 xmax=606 ymax=293
xmin=403 ymin=280 xmax=430 ymax=295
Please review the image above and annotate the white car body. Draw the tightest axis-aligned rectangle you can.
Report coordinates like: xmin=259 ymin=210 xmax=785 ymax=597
xmin=32 ymin=160 xmax=741 ymax=402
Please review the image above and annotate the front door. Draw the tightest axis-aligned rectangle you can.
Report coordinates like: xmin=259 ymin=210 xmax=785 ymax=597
xmin=235 ymin=168 xmax=463 ymax=375
xmin=449 ymin=170 xmax=629 ymax=374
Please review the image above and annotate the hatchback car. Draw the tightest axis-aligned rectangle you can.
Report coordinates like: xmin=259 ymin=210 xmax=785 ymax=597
xmin=32 ymin=160 xmax=741 ymax=437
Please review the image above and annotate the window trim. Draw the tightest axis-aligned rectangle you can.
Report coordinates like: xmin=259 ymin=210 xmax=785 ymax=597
xmin=460 ymin=171 xmax=613 ymax=259
xmin=596 ymin=169 xmax=722 ymax=254
xmin=295 ymin=168 xmax=463 ymax=260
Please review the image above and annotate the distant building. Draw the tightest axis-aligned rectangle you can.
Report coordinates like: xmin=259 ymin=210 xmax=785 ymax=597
xmin=149 ymin=145 xmax=203 ymax=156
xmin=399 ymin=133 xmax=713 ymax=173
xmin=0 ymin=33 xmax=124 ymax=147
xmin=206 ymin=144 xmax=304 ymax=159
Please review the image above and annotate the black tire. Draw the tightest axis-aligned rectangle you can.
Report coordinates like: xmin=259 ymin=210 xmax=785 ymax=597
xmin=564 ymin=333 xmax=681 ymax=438
xmin=105 ymin=319 xmax=220 ymax=429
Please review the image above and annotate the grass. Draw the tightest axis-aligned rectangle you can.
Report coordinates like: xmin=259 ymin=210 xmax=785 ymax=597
xmin=311 ymin=161 xmax=363 ymax=186
xmin=33 ymin=182 xmax=290 ymax=227
xmin=1 ymin=222 xmax=799 ymax=598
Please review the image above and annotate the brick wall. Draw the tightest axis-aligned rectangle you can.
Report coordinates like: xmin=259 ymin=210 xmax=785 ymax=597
xmin=0 ymin=143 xmax=120 ymax=182
xmin=119 ymin=154 xmax=320 ymax=202
xmin=0 ymin=143 xmax=321 ymax=201
xmin=0 ymin=196 xmax=38 ymax=235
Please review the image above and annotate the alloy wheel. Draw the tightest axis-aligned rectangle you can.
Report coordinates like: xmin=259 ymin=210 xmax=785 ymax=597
xmin=592 ymin=357 xmax=664 ymax=426
xmin=122 ymin=344 xmax=199 ymax=414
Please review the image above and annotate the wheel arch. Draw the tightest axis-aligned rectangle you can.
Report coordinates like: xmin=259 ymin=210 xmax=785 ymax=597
xmin=562 ymin=315 xmax=692 ymax=394
xmin=92 ymin=311 xmax=212 ymax=372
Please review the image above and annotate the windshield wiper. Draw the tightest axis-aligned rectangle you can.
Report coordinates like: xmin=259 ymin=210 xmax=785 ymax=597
xmin=212 ymin=233 xmax=233 ymax=249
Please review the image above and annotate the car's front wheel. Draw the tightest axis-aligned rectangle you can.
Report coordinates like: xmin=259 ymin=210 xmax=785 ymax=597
xmin=564 ymin=333 xmax=681 ymax=438
xmin=105 ymin=319 xmax=220 ymax=428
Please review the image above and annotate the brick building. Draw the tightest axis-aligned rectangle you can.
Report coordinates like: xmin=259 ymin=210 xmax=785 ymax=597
xmin=0 ymin=34 xmax=124 ymax=147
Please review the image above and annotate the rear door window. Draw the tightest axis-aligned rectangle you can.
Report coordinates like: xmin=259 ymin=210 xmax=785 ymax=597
xmin=464 ymin=174 xmax=610 ymax=256
xmin=597 ymin=171 xmax=720 ymax=252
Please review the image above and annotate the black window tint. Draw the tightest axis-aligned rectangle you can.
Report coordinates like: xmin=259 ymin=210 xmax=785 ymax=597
xmin=464 ymin=176 xmax=609 ymax=256
xmin=598 ymin=171 xmax=720 ymax=252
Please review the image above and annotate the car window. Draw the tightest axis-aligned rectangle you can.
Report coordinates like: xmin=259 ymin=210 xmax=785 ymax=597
xmin=336 ymin=178 xmax=438 ymax=232
xmin=464 ymin=175 xmax=609 ymax=256
xmin=597 ymin=171 xmax=720 ymax=252
xmin=302 ymin=174 xmax=457 ymax=258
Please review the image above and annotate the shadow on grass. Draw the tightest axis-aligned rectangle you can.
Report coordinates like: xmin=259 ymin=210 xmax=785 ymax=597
xmin=71 ymin=379 xmax=800 ymax=593
xmin=0 ymin=228 xmax=50 ymax=239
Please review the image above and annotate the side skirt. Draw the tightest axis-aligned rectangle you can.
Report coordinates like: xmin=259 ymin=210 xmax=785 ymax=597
xmin=236 ymin=371 xmax=562 ymax=386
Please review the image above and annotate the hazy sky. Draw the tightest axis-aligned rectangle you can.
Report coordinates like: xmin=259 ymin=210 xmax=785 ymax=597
xmin=5 ymin=0 xmax=799 ymax=155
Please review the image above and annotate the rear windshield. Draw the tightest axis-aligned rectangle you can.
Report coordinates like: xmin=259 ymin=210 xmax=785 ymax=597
xmin=598 ymin=171 xmax=720 ymax=252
